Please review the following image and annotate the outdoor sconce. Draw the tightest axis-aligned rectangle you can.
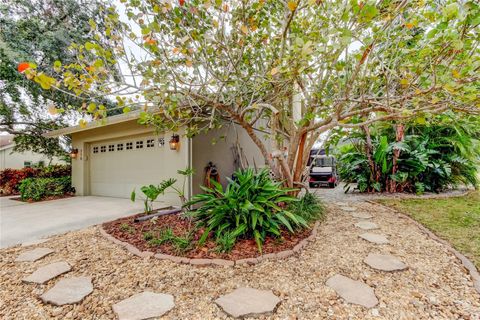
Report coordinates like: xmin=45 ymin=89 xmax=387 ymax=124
xmin=70 ymin=148 xmax=79 ymax=159
xmin=169 ymin=134 xmax=180 ymax=151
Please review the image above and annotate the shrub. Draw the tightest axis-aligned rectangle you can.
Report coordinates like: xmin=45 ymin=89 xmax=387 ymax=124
xmin=288 ymin=192 xmax=325 ymax=223
xmin=0 ymin=168 xmax=39 ymax=195
xmin=0 ymin=165 xmax=71 ymax=195
xmin=38 ymin=165 xmax=71 ymax=178
xmin=337 ymin=114 xmax=479 ymax=193
xmin=186 ymin=168 xmax=308 ymax=253
xmin=19 ymin=176 xmax=73 ymax=201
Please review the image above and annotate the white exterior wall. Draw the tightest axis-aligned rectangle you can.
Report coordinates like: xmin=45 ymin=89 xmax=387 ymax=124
xmin=0 ymin=146 xmax=65 ymax=170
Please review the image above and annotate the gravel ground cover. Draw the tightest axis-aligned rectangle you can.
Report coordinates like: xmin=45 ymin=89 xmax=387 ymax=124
xmin=1 ymin=202 xmax=479 ymax=319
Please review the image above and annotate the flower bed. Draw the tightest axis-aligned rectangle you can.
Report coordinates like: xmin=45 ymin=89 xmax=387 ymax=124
xmin=102 ymin=212 xmax=317 ymax=263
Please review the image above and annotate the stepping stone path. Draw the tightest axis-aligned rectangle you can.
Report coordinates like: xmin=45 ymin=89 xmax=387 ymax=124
xmin=15 ymin=248 xmax=54 ymax=262
xmin=41 ymin=276 xmax=93 ymax=306
xmin=326 ymin=274 xmax=378 ymax=308
xmin=351 ymin=212 xmax=373 ymax=219
xmin=113 ymin=291 xmax=174 ymax=320
xmin=23 ymin=261 xmax=71 ymax=284
xmin=364 ymin=253 xmax=408 ymax=272
xmin=21 ymin=238 xmax=48 ymax=247
xmin=359 ymin=233 xmax=389 ymax=245
xmin=215 ymin=287 xmax=280 ymax=318
xmin=355 ymin=221 xmax=379 ymax=230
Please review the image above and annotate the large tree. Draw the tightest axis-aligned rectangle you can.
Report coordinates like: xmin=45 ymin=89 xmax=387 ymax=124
xmin=21 ymin=0 xmax=480 ymax=186
xmin=0 ymin=0 xmax=114 ymax=159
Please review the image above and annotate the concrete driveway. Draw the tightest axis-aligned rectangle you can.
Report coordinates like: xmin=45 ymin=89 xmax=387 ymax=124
xmin=0 ymin=196 xmax=157 ymax=248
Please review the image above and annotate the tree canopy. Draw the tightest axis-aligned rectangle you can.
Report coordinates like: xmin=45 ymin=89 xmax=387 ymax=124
xmin=0 ymin=0 xmax=112 ymax=158
xmin=21 ymin=0 xmax=480 ymax=185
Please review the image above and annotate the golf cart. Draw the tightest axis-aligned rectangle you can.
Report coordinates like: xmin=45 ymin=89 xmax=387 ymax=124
xmin=308 ymin=152 xmax=338 ymax=188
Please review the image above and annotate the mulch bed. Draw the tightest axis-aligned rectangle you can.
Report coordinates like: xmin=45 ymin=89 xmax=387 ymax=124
xmin=10 ymin=194 xmax=75 ymax=203
xmin=102 ymin=212 xmax=313 ymax=260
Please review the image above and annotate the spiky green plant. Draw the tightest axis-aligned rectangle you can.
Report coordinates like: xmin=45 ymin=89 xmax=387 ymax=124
xmin=185 ymin=168 xmax=307 ymax=253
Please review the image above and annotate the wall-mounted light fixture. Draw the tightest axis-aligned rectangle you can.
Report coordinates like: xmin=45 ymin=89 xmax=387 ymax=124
xmin=70 ymin=148 xmax=79 ymax=159
xmin=169 ymin=134 xmax=180 ymax=151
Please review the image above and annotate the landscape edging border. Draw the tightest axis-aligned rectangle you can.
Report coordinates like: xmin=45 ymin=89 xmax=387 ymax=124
xmin=369 ymin=200 xmax=480 ymax=295
xmin=98 ymin=220 xmax=320 ymax=267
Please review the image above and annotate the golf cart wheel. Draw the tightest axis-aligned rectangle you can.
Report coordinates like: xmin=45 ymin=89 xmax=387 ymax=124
xmin=309 ymin=182 xmax=316 ymax=188
xmin=329 ymin=182 xmax=335 ymax=188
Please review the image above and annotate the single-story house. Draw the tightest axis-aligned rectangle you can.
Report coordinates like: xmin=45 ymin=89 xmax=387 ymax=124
xmin=0 ymin=134 xmax=65 ymax=170
xmin=45 ymin=111 xmax=273 ymax=206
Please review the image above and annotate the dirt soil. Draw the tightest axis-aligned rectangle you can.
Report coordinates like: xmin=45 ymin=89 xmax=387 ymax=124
xmin=102 ymin=213 xmax=312 ymax=260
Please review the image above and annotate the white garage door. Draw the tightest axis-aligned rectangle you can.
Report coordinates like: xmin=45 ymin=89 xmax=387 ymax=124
xmin=89 ymin=134 xmax=187 ymax=205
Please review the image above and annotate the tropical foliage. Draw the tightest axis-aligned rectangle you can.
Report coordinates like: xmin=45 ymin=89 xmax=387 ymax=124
xmin=20 ymin=0 xmax=480 ymax=188
xmin=338 ymin=115 xmax=480 ymax=193
xmin=130 ymin=167 xmax=194 ymax=213
xmin=131 ymin=179 xmax=177 ymax=214
xmin=186 ymin=168 xmax=307 ymax=253
xmin=288 ymin=192 xmax=326 ymax=223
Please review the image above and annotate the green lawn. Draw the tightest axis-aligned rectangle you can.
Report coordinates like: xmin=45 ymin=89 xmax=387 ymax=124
xmin=379 ymin=191 xmax=480 ymax=269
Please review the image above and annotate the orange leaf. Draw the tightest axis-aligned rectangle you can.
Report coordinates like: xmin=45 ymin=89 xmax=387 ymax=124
xmin=179 ymin=0 xmax=185 ymax=6
xmin=405 ymin=22 xmax=414 ymax=29
xmin=18 ymin=62 xmax=31 ymax=73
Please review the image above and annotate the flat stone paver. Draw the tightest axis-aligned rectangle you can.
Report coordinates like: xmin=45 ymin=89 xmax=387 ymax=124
xmin=359 ymin=233 xmax=389 ymax=244
xmin=40 ymin=276 xmax=93 ymax=306
xmin=326 ymin=274 xmax=378 ymax=308
xmin=352 ymin=212 xmax=373 ymax=219
xmin=215 ymin=287 xmax=280 ymax=318
xmin=355 ymin=221 xmax=379 ymax=230
xmin=21 ymin=239 xmax=48 ymax=247
xmin=15 ymin=248 xmax=54 ymax=262
xmin=364 ymin=253 xmax=408 ymax=272
xmin=112 ymin=291 xmax=174 ymax=320
xmin=23 ymin=261 xmax=71 ymax=284
xmin=340 ymin=206 xmax=357 ymax=212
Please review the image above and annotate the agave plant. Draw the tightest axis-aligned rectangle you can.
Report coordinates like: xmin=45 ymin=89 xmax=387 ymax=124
xmin=185 ymin=168 xmax=307 ymax=253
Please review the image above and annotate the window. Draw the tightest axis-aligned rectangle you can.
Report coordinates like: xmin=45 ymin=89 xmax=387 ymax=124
xmin=158 ymin=137 xmax=165 ymax=147
xmin=37 ymin=161 xmax=45 ymax=167
xmin=100 ymin=146 xmax=106 ymax=153
xmin=136 ymin=140 xmax=144 ymax=149
xmin=126 ymin=142 xmax=133 ymax=150
xmin=108 ymin=144 xmax=115 ymax=152
xmin=146 ymin=139 xmax=155 ymax=148
xmin=23 ymin=161 xmax=32 ymax=168
xmin=117 ymin=143 xmax=124 ymax=151
xmin=93 ymin=146 xmax=99 ymax=154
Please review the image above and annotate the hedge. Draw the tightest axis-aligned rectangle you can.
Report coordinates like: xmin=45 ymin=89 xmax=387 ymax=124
xmin=0 ymin=165 xmax=71 ymax=195
xmin=19 ymin=176 xmax=73 ymax=201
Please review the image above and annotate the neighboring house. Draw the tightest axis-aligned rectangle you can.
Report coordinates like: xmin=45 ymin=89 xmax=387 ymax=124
xmin=0 ymin=134 xmax=65 ymax=170
xmin=45 ymin=112 xmax=273 ymax=206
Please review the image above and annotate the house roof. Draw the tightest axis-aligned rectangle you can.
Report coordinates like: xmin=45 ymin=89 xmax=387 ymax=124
xmin=44 ymin=110 xmax=143 ymax=137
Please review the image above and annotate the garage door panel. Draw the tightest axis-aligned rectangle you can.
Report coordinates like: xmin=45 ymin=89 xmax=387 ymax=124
xmin=90 ymin=135 xmax=186 ymax=206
